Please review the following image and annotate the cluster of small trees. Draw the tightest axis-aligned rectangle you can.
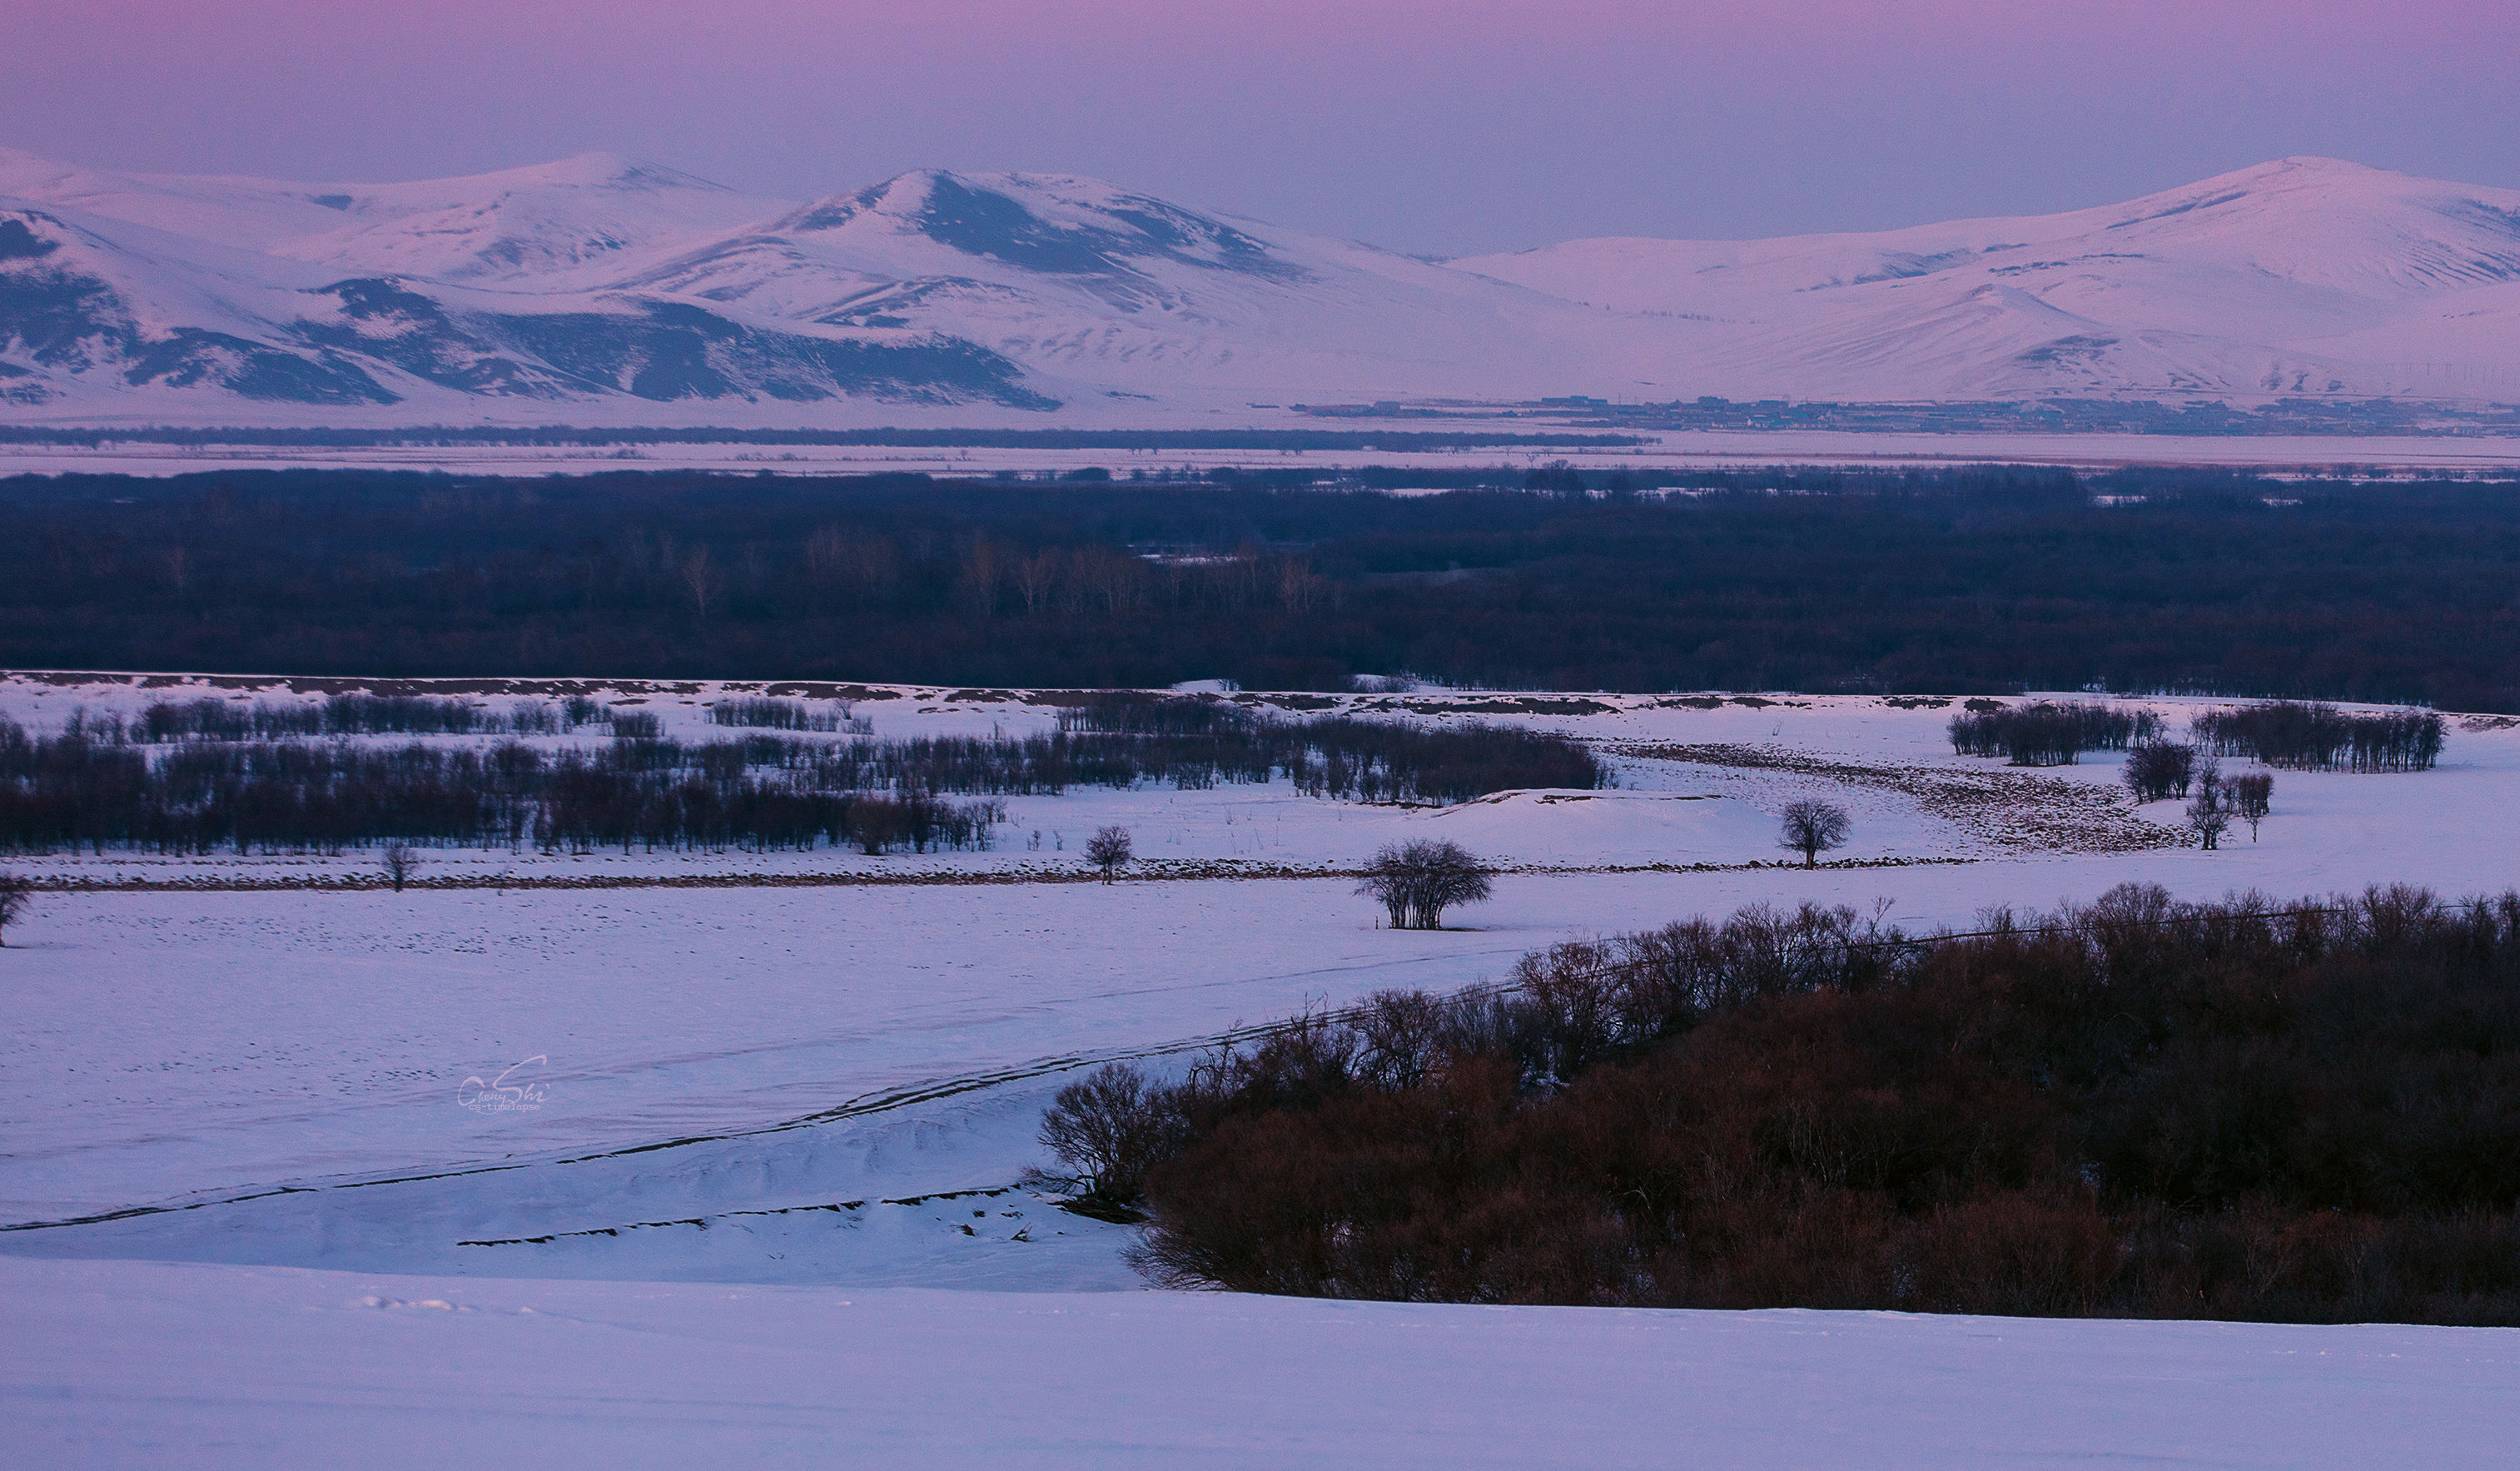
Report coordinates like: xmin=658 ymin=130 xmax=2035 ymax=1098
xmin=2121 ymin=740 xmax=2199 ymax=802
xmin=0 ymin=700 xmax=1598 ymax=857
xmin=1041 ymin=886 xmax=2520 ymax=1323
xmin=2125 ymin=746 xmax=2275 ymax=845
xmin=1947 ymin=701 xmax=2161 ymax=766
xmin=708 ymin=697 xmax=866 ymax=733
xmin=1355 ymin=840 xmax=1495 ymax=929
xmin=2177 ymin=759 xmax=2276 ymax=848
xmin=123 ymin=693 xmax=616 ymax=743
xmin=0 ymin=724 xmax=1006 ymax=856
xmin=2193 ymin=702 xmax=2445 ymax=773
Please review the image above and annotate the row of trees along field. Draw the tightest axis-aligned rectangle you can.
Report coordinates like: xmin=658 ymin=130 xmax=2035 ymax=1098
xmin=1951 ymin=699 xmax=2443 ymax=773
xmin=1036 ymin=887 xmax=2520 ymax=1324
xmin=0 ymin=696 xmax=1601 ymax=856
xmin=5 ymin=468 xmax=2518 ymax=708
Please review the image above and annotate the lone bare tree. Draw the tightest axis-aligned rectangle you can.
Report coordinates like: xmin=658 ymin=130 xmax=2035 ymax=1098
xmin=381 ymin=843 xmax=420 ymax=893
xmin=1779 ymin=800 xmax=1851 ymax=867
xmin=1357 ymin=839 xmax=1494 ymax=929
xmin=1086 ymin=825 xmax=1134 ymax=883
xmin=0 ymin=872 xmax=32 ymax=947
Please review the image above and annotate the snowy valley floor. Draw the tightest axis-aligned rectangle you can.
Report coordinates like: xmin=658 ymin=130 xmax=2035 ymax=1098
xmin=5 ymin=675 xmax=2518 ymax=1463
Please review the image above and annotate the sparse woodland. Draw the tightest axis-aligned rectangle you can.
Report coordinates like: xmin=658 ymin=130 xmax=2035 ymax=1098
xmin=0 ymin=693 xmax=1599 ymax=856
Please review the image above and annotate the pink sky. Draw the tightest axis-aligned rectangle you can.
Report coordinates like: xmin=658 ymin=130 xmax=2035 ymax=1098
xmin=6 ymin=0 xmax=2515 ymax=254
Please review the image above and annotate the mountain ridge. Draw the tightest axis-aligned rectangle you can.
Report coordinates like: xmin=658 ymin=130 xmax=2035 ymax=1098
xmin=3 ymin=149 xmax=2516 ymax=423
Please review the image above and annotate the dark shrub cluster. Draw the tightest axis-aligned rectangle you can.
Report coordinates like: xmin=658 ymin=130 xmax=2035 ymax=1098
xmin=0 ymin=724 xmax=1003 ymax=856
xmin=1046 ymin=701 xmax=1603 ymax=804
xmin=2121 ymin=740 xmax=2199 ymax=803
xmin=1948 ymin=700 xmax=2159 ymax=765
xmin=2192 ymin=702 xmax=2446 ymax=772
xmin=124 ymin=693 xmax=598 ymax=743
xmin=709 ymin=697 xmax=858 ymax=732
xmin=1046 ymin=887 xmax=2520 ymax=1324
xmin=1355 ymin=839 xmax=1494 ymax=928
xmin=0 ymin=703 xmax=1598 ymax=855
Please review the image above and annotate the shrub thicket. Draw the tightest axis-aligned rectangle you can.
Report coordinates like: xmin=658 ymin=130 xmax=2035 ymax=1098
xmin=1045 ymin=887 xmax=2520 ymax=1324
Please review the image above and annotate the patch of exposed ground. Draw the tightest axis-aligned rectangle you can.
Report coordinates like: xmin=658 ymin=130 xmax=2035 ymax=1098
xmin=1611 ymin=742 xmax=2189 ymax=855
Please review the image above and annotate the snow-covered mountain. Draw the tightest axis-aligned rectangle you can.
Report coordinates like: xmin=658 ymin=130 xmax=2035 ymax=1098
xmin=3 ymin=148 xmax=2516 ymax=424
xmin=1453 ymin=157 xmax=2520 ymax=403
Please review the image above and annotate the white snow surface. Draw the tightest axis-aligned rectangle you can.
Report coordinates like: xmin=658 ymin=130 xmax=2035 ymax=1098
xmin=8 ymin=1255 xmax=2516 ymax=1470
xmin=5 ymin=147 xmax=2518 ymax=421
xmin=7 ymin=673 xmax=2518 ymax=1462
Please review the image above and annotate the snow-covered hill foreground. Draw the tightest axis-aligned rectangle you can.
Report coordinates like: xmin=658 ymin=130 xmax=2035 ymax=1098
xmin=7 ymin=676 xmax=2520 ymax=1461
xmin=4 ymin=147 xmax=2518 ymax=423
xmin=10 ymin=1255 xmax=2514 ymax=1470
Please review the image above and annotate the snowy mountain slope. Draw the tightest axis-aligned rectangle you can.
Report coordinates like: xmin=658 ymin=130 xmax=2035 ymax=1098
xmin=0 ymin=147 xmax=785 ymax=282
xmin=1454 ymin=157 xmax=2520 ymax=400
xmin=0 ymin=183 xmax=1057 ymax=414
xmin=594 ymin=168 xmax=1653 ymax=401
xmin=4 ymin=148 xmax=2518 ymax=421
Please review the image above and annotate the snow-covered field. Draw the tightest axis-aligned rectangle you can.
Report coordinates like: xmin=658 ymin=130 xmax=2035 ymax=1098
xmin=6 ymin=427 xmax=2520 ymax=480
xmin=7 ymin=673 xmax=2518 ymax=1464
xmin=10 ymin=1255 xmax=2516 ymax=1471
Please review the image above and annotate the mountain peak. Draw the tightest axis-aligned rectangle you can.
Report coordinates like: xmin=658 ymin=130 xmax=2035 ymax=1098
xmin=769 ymin=168 xmax=1304 ymax=284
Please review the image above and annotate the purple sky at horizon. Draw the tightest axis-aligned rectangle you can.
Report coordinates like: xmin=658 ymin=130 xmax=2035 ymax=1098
xmin=7 ymin=0 xmax=2516 ymax=256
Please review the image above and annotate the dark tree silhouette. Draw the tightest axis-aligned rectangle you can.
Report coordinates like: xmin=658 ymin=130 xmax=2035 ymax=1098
xmin=0 ymin=872 xmax=30 ymax=947
xmin=1779 ymin=800 xmax=1851 ymax=867
xmin=2228 ymin=772 xmax=2274 ymax=840
xmin=1086 ymin=825 xmax=1134 ymax=882
xmin=2186 ymin=758 xmax=2229 ymax=849
xmin=1030 ymin=1061 xmax=1176 ymax=1218
xmin=2123 ymin=741 xmax=2198 ymax=803
xmin=381 ymin=843 xmax=420 ymax=893
xmin=1357 ymin=839 xmax=1494 ymax=929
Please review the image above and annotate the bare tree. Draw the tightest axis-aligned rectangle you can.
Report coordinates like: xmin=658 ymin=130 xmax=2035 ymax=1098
xmin=1086 ymin=825 xmax=1134 ymax=883
xmin=0 ymin=872 xmax=32 ymax=947
xmin=1779 ymin=800 xmax=1851 ymax=867
xmin=1357 ymin=839 xmax=1494 ymax=930
xmin=381 ymin=843 xmax=420 ymax=893
xmin=2185 ymin=759 xmax=2229 ymax=849
xmin=678 ymin=547 xmax=719 ymax=620
xmin=2227 ymin=772 xmax=2274 ymax=841
xmin=1026 ymin=1061 xmax=1177 ymax=1216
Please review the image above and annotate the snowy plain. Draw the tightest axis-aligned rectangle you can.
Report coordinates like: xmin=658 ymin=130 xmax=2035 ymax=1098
xmin=10 ymin=1255 xmax=2518 ymax=1471
xmin=6 ymin=673 xmax=2518 ymax=1464
xmin=8 ymin=425 xmax=2520 ymax=480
